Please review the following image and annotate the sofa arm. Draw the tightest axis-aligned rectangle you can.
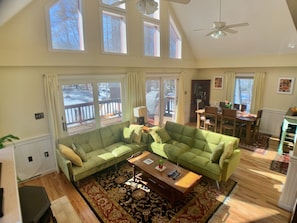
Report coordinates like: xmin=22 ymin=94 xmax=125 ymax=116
xmin=221 ymin=149 xmax=241 ymax=182
xmin=56 ymin=149 xmax=74 ymax=182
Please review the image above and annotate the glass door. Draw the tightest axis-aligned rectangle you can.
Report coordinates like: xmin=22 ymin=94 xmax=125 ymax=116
xmin=146 ymin=77 xmax=177 ymax=126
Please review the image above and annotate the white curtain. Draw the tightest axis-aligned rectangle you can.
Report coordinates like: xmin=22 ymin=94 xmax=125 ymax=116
xmin=224 ymin=71 xmax=236 ymax=102
xmin=43 ymin=74 xmax=62 ymax=141
xmin=175 ymin=72 xmax=185 ymax=124
xmin=123 ymin=72 xmax=146 ymax=123
xmin=251 ymin=72 xmax=266 ymax=114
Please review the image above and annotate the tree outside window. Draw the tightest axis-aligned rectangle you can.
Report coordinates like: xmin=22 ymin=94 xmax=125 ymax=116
xmin=48 ymin=0 xmax=85 ymax=51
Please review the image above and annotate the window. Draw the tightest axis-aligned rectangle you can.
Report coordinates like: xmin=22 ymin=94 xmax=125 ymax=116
xmin=169 ymin=17 xmax=182 ymax=59
xmin=60 ymin=79 xmax=123 ymax=135
xmin=146 ymin=77 xmax=177 ymax=126
xmin=144 ymin=22 xmax=160 ymax=57
xmin=48 ymin=0 xmax=85 ymax=51
xmin=233 ymin=76 xmax=254 ymax=113
xmin=101 ymin=0 xmax=126 ymax=9
xmin=102 ymin=10 xmax=127 ymax=54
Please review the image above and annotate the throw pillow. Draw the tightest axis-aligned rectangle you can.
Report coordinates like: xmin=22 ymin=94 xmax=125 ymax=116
xmin=156 ymin=128 xmax=171 ymax=143
xmin=219 ymin=141 xmax=234 ymax=169
xmin=210 ymin=142 xmax=225 ymax=163
xmin=58 ymin=144 xmax=83 ymax=167
xmin=72 ymin=143 xmax=88 ymax=162
xmin=122 ymin=127 xmax=135 ymax=144
xmin=129 ymin=124 xmax=144 ymax=144
xmin=150 ymin=126 xmax=161 ymax=143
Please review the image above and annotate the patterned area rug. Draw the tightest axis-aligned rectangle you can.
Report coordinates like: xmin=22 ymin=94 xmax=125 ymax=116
xmin=239 ymin=133 xmax=271 ymax=155
xmin=270 ymin=153 xmax=290 ymax=175
xmin=77 ymin=163 xmax=237 ymax=223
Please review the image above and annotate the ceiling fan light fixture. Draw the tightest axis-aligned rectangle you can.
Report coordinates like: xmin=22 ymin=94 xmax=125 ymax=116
xmin=136 ymin=0 xmax=158 ymax=15
xmin=211 ymin=30 xmax=226 ymax=39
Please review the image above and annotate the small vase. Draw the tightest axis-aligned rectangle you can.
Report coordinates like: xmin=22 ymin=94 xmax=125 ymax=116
xmin=158 ymin=158 xmax=163 ymax=169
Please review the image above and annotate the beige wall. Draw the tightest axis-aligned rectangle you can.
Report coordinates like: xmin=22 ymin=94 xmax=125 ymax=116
xmin=0 ymin=0 xmax=296 ymax=140
xmin=0 ymin=0 xmax=197 ymax=139
xmin=195 ymin=67 xmax=297 ymax=112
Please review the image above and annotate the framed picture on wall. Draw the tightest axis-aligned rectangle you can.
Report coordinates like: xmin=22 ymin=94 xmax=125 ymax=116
xmin=277 ymin=77 xmax=295 ymax=94
xmin=214 ymin=76 xmax=223 ymax=89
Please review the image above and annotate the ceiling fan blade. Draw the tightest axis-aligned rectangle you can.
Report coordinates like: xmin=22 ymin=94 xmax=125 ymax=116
xmin=223 ymin=28 xmax=238 ymax=34
xmin=206 ymin=30 xmax=217 ymax=37
xmin=225 ymin=23 xmax=249 ymax=29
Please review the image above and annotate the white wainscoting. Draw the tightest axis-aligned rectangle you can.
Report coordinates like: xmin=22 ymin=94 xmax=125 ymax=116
xmin=260 ymin=108 xmax=286 ymax=137
xmin=14 ymin=134 xmax=57 ymax=181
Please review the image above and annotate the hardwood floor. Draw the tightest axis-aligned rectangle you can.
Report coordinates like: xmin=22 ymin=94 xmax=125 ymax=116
xmin=19 ymin=134 xmax=292 ymax=222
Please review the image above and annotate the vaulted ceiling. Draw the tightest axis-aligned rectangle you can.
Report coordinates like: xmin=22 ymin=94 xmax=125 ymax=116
xmin=1 ymin=0 xmax=297 ymax=65
xmin=171 ymin=0 xmax=297 ymax=61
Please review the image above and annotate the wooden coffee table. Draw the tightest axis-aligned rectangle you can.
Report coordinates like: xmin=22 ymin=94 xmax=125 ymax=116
xmin=127 ymin=151 xmax=202 ymax=205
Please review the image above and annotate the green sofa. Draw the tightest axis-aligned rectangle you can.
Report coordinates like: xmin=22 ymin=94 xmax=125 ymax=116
xmin=56 ymin=121 xmax=147 ymax=183
xmin=149 ymin=121 xmax=241 ymax=186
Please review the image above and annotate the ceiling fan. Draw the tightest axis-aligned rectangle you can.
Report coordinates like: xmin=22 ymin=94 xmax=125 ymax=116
xmin=111 ymin=0 xmax=191 ymax=15
xmin=194 ymin=0 xmax=248 ymax=39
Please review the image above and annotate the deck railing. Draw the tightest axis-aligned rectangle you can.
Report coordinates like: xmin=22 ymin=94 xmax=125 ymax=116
xmin=65 ymin=99 xmax=121 ymax=126
xmin=64 ymin=96 xmax=175 ymax=127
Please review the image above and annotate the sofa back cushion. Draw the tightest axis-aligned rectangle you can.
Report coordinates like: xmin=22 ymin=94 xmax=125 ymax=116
xmin=192 ymin=129 xmax=239 ymax=154
xmin=165 ymin=121 xmax=195 ymax=147
xmin=100 ymin=121 xmax=130 ymax=147
xmin=72 ymin=129 xmax=103 ymax=153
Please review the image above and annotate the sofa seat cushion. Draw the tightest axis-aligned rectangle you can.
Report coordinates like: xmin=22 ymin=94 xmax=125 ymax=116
xmin=164 ymin=141 xmax=191 ymax=163
xmin=178 ymin=152 xmax=222 ymax=180
xmin=104 ymin=142 xmax=140 ymax=157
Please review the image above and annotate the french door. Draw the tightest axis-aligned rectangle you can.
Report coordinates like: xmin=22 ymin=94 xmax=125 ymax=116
xmin=146 ymin=77 xmax=178 ymax=126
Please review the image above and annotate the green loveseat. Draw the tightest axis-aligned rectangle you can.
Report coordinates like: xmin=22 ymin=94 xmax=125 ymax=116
xmin=56 ymin=121 xmax=147 ymax=183
xmin=149 ymin=121 xmax=241 ymax=186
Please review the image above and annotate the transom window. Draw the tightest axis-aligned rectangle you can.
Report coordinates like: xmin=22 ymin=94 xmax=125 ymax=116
xmin=144 ymin=22 xmax=160 ymax=57
xmin=101 ymin=0 xmax=126 ymax=9
xmin=102 ymin=10 xmax=127 ymax=54
xmin=48 ymin=0 xmax=85 ymax=51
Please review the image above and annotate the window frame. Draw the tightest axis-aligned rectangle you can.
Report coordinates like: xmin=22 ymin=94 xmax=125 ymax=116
xmin=46 ymin=0 xmax=86 ymax=52
xmin=100 ymin=5 xmax=128 ymax=55
xmin=233 ymin=74 xmax=254 ymax=113
xmin=169 ymin=16 xmax=182 ymax=59
xmin=143 ymin=21 xmax=161 ymax=57
xmin=58 ymin=74 xmax=125 ymax=136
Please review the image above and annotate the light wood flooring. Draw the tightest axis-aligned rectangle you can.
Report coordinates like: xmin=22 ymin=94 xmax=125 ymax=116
xmin=19 ymin=133 xmax=292 ymax=223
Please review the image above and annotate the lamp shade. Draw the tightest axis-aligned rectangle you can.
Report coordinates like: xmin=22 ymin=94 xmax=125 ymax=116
xmin=134 ymin=106 xmax=147 ymax=117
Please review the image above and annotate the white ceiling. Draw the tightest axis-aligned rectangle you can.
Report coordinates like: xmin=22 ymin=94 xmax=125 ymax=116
xmin=170 ymin=0 xmax=297 ymax=60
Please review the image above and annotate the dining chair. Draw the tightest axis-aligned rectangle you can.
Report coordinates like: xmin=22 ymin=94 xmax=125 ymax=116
xmin=241 ymin=104 xmax=247 ymax=112
xmin=233 ymin=103 xmax=240 ymax=110
xmin=220 ymin=108 xmax=237 ymax=136
xmin=251 ymin=109 xmax=263 ymax=140
xmin=204 ymin=106 xmax=219 ymax=132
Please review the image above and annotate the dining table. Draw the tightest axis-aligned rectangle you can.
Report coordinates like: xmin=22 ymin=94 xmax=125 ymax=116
xmin=196 ymin=109 xmax=257 ymax=145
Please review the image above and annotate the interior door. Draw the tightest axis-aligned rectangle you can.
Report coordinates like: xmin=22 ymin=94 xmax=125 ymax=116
xmin=190 ymin=80 xmax=211 ymax=122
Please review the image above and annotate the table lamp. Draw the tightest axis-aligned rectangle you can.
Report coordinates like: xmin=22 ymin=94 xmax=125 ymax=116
xmin=134 ymin=106 xmax=147 ymax=125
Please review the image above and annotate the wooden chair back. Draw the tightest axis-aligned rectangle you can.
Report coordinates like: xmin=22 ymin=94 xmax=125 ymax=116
xmin=204 ymin=106 xmax=219 ymax=132
xmin=233 ymin=104 xmax=240 ymax=110
xmin=220 ymin=109 xmax=237 ymax=136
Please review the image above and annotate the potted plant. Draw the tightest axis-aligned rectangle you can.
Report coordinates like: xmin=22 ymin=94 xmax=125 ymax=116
xmin=0 ymin=134 xmax=20 ymax=149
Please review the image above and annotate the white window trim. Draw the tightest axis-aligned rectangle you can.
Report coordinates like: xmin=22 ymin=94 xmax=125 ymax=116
xmin=45 ymin=0 xmax=86 ymax=52
xmin=169 ymin=16 xmax=182 ymax=59
xmin=143 ymin=21 xmax=160 ymax=57
xmin=100 ymin=8 xmax=128 ymax=55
